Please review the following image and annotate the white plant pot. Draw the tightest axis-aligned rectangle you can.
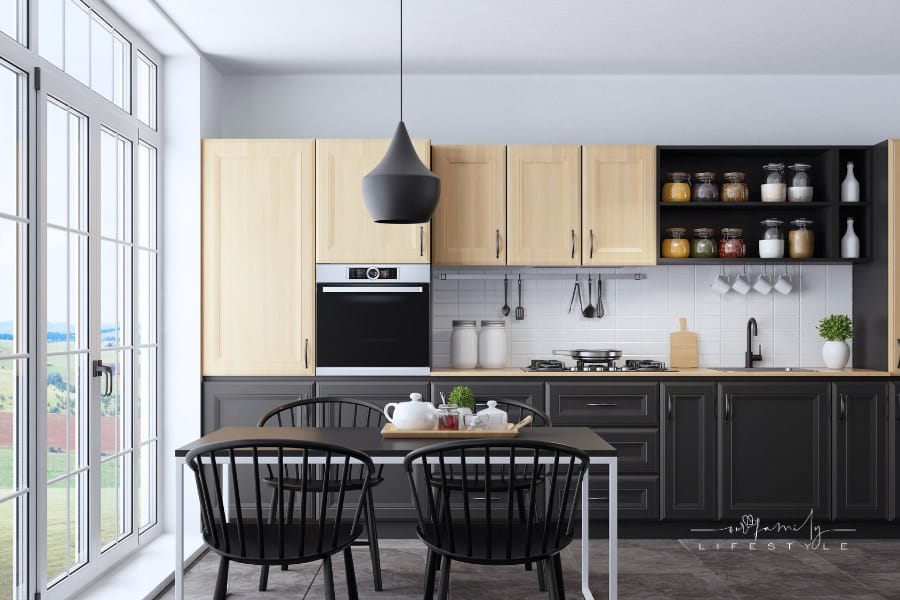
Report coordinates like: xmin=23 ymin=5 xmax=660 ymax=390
xmin=822 ymin=341 xmax=850 ymax=370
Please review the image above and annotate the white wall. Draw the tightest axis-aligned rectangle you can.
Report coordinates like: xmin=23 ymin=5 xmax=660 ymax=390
xmin=432 ymin=264 xmax=852 ymax=370
xmin=217 ymin=73 xmax=900 ymax=144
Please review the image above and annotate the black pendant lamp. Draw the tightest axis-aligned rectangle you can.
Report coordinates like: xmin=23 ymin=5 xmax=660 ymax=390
xmin=363 ymin=0 xmax=440 ymax=224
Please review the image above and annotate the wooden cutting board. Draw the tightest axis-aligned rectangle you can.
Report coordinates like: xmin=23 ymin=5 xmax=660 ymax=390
xmin=670 ymin=317 xmax=698 ymax=368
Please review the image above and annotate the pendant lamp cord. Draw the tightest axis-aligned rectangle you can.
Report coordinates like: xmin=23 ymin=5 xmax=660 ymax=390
xmin=399 ymin=0 xmax=403 ymax=122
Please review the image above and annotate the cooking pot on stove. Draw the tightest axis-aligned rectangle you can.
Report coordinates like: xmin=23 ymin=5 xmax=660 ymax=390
xmin=553 ymin=349 xmax=623 ymax=360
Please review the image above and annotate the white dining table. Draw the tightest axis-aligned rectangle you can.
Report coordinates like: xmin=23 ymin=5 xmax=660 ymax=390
xmin=174 ymin=426 xmax=618 ymax=599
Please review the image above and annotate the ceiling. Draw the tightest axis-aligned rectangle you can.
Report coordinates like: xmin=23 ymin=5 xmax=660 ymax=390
xmin=153 ymin=0 xmax=900 ymax=75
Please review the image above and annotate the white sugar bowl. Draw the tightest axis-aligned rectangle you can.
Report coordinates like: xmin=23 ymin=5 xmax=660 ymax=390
xmin=476 ymin=400 xmax=508 ymax=431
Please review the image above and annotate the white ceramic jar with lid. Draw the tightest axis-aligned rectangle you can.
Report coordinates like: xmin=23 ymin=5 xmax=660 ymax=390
xmin=476 ymin=400 xmax=509 ymax=431
xmin=759 ymin=219 xmax=785 ymax=259
xmin=450 ymin=320 xmax=478 ymax=369
xmin=478 ymin=320 xmax=508 ymax=369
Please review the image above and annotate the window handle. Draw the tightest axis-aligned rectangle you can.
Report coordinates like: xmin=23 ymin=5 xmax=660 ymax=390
xmin=92 ymin=359 xmax=113 ymax=397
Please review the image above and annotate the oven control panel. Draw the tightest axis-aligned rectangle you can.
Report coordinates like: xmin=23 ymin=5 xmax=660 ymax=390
xmin=349 ymin=266 xmax=398 ymax=280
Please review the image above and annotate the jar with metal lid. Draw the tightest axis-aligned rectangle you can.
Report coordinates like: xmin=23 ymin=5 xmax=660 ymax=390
xmin=719 ymin=228 xmax=746 ymax=258
xmin=787 ymin=164 xmax=814 ymax=202
xmin=761 ymin=163 xmax=787 ymax=202
xmin=721 ymin=172 xmax=749 ymax=203
xmin=759 ymin=219 xmax=785 ymax=259
xmin=661 ymin=227 xmax=691 ymax=258
xmin=662 ymin=172 xmax=691 ymax=203
xmin=437 ymin=404 xmax=461 ymax=430
xmin=691 ymin=228 xmax=718 ymax=258
xmin=450 ymin=320 xmax=478 ymax=369
xmin=478 ymin=320 xmax=508 ymax=369
xmin=692 ymin=172 xmax=718 ymax=202
xmin=788 ymin=218 xmax=815 ymax=258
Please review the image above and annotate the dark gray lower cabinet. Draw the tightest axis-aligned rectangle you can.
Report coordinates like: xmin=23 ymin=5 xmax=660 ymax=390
xmin=202 ymin=379 xmax=315 ymax=432
xmin=661 ymin=383 xmax=716 ymax=520
xmin=316 ymin=379 xmax=429 ymax=522
xmin=571 ymin=475 xmax=660 ymax=521
xmin=547 ymin=382 xmax=658 ymax=426
xmin=894 ymin=383 xmax=900 ymax=521
xmin=719 ymin=382 xmax=829 ymax=519
xmin=833 ymin=382 xmax=887 ymax=520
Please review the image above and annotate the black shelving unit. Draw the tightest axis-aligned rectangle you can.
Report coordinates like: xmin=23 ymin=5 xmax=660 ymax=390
xmin=657 ymin=146 xmax=872 ymax=263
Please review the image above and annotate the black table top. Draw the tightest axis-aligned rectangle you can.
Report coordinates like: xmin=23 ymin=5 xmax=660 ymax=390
xmin=175 ymin=427 xmax=617 ymax=458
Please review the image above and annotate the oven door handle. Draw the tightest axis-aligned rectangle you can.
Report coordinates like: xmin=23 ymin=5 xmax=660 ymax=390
xmin=321 ymin=286 xmax=425 ymax=293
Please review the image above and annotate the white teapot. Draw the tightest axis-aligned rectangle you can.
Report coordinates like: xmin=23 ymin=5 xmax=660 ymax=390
xmin=384 ymin=393 xmax=437 ymax=430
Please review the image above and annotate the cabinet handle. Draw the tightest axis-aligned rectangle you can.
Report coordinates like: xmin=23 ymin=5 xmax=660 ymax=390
xmin=724 ymin=394 xmax=731 ymax=422
xmin=589 ymin=229 xmax=594 ymax=259
xmin=304 ymin=338 xmax=309 ymax=369
xmin=473 ymin=497 xmax=500 ymax=501
xmin=420 ymin=226 xmax=424 ymax=257
xmin=666 ymin=394 xmax=673 ymax=421
xmin=839 ymin=394 xmax=846 ymax=422
xmin=570 ymin=229 xmax=576 ymax=259
xmin=495 ymin=229 xmax=501 ymax=260
xmin=586 ymin=402 xmax=616 ymax=408
xmin=588 ymin=497 xmax=609 ymax=502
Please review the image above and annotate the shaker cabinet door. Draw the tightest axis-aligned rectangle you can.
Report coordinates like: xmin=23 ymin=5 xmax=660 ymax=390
xmin=833 ymin=383 xmax=887 ymax=520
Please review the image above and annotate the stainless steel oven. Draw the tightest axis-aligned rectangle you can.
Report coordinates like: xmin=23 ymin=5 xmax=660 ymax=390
xmin=315 ymin=264 xmax=430 ymax=376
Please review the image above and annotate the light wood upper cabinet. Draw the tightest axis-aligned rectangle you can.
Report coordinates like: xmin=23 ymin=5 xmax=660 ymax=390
xmin=582 ymin=145 xmax=657 ymax=266
xmin=202 ymin=139 xmax=315 ymax=376
xmin=316 ymin=139 xmax=431 ymax=263
xmin=431 ymin=145 xmax=507 ymax=265
xmin=507 ymin=145 xmax=581 ymax=266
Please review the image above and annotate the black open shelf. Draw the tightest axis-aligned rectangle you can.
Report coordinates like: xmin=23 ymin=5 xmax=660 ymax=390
xmin=657 ymin=258 xmax=865 ymax=266
xmin=657 ymin=145 xmax=872 ymax=264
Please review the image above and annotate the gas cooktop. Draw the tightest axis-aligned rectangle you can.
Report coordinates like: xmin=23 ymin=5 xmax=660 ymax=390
xmin=522 ymin=358 xmax=676 ymax=373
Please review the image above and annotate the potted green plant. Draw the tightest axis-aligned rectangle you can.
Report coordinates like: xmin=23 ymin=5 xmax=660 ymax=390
xmin=818 ymin=314 xmax=852 ymax=369
xmin=447 ymin=386 xmax=476 ymax=427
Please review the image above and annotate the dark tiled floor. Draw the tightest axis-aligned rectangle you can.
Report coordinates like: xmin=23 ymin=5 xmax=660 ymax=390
xmin=158 ymin=539 xmax=900 ymax=599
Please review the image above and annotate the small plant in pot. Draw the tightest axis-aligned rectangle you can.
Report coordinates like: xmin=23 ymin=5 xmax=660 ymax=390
xmin=818 ymin=314 xmax=852 ymax=369
xmin=447 ymin=386 xmax=476 ymax=427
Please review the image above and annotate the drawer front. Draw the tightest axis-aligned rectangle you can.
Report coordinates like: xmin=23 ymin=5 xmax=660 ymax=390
xmin=592 ymin=429 xmax=658 ymax=474
xmin=548 ymin=383 xmax=659 ymax=426
xmin=564 ymin=475 xmax=659 ymax=521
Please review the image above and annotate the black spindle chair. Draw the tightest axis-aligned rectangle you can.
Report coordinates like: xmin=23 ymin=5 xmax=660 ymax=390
xmin=256 ymin=397 xmax=387 ymax=591
xmin=186 ymin=438 xmax=376 ymax=600
xmin=405 ymin=439 xmax=589 ymax=600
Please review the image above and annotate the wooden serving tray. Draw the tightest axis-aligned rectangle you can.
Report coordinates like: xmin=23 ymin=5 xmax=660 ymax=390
xmin=380 ymin=423 xmax=519 ymax=439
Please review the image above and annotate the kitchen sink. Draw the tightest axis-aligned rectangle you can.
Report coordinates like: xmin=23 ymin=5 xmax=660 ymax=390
xmin=709 ymin=367 xmax=819 ymax=373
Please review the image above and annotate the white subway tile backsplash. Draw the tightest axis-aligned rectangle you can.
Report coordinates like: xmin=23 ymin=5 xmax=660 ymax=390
xmin=431 ymin=265 xmax=852 ymax=368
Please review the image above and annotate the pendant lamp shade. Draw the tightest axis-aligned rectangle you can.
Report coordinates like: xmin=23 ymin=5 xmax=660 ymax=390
xmin=363 ymin=121 xmax=440 ymax=223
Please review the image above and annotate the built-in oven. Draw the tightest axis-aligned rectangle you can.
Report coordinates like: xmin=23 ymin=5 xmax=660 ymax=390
xmin=315 ymin=264 xmax=431 ymax=376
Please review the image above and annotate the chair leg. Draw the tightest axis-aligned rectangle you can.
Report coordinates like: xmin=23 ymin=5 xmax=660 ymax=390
xmin=344 ymin=547 xmax=359 ymax=600
xmin=258 ymin=487 xmax=279 ymax=591
xmin=213 ymin=556 xmax=229 ymax=600
xmin=517 ymin=489 xmax=534 ymax=573
xmin=552 ymin=553 xmax=565 ymax=599
xmin=436 ymin=555 xmax=451 ymax=600
xmin=541 ymin=560 xmax=555 ymax=599
xmin=536 ymin=556 xmax=548 ymax=592
xmin=281 ymin=490 xmax=296 ymax=571
xmin=423 ymin=550 xmax=438 ymax=600
xmin=323 ymin=555 xmax=336 ymax=600
xmin=364 ymin=488 xmax=383 ymax=591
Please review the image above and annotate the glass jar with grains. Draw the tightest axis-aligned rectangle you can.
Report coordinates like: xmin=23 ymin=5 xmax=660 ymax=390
xmin=721 ymin=172 xmax=749 ymax=203
xmin=692 ymin=172 xmax=718 ymax=202
xmin=691 ymin=228 xmax=718 ymax=258
xmin=788 ymin=219 xmax=815 ymax=258
xmin=662 ymin=172 xmax=692 ymax=203
xmin=761 ymin=163 xmax=787 ymax=203
xmin=719 ymin=228 xmax=746 ymax=258
xmin=662 ymin=227 xmax=691 ymax=258
xmin=759 ymin=219 xmax=785 ymax=259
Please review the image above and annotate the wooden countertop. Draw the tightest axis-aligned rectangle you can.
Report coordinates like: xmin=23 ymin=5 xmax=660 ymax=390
xmin=430 ymin=367 xmax=893 ymax=378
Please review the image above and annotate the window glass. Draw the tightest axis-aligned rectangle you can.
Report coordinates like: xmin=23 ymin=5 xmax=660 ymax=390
xmin=63 ymin=0 xmax=91 ymax=86
xmin=39 ymin=0 xmax=65 ymax=68
xmin=136 ymin=53 xmax=157 ymax=128
xmin=0 ymin=62 xmax=21 ymax=216
xmin=0 ymin=0 xmax=22 ymax=44
xmin=90 ymin=17 xmax=114 ymax=101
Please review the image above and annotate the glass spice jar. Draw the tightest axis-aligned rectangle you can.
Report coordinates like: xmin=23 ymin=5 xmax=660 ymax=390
xmin=787 ymin=163 xmax=814 ymax=202
xmin=692 ymin=172 xmax=718 ymax=202
xmin=691 ymin=228 xmax=718 ymax=258
xmin=761 ymin=163 xmax=787 ymax=202
xmin=437 ymin=404 xmax=460 ymax=431
xmin=662 ymin=172 xmax=692 ymax=203
xmin=661 ymin=227 xmax=691 ymax=258
xmin=788 ymin=218 xmax=815 ymax=258
xmin=719 ymin=228 xmax=746 ymax=258
xmin=759 ymin=219 xmax=785 ymax=259
xmin=721 ymin=172 xmax=749 ymax=203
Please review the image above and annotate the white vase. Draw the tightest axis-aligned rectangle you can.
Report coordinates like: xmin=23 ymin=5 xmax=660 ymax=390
xmin=841 ymin=162 xmax=860 ymax=203
xmin=822 ymin=341 xmax=850 ymax=369
xmin=841 ymin=217 xmax=860 ymax=259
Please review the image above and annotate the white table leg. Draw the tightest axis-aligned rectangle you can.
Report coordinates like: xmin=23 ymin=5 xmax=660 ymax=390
xmin=581 ymin=463 xmax=592 ymax=599
xmin=608 ymin=459 xmax=617 ymax=600
xmin=176 ymin=457 xmax=184 ymax=600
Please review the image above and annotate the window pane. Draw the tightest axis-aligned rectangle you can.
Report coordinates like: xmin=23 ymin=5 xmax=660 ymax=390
xmin=0 ymin=359 xmax=22 ymax=492
xmin=0 ymin=63 xmax=22 ymax=217
xmin=68 ymin=112 xmax=86 ymax=232
xmin=100 ymin=130 xmax=131 ymax=241
xmin=0 ymin=0 xmax=18 ymax=42
xmin=136 ymin=53 xmax=156 ymax=128
xmin=113 ymin=36 xmax=128 ymax=111
xmin=136 ymin=250 xmax=155 ymax=345
xmin=89 ymin=16 xmax=113 ymax=102
xmin=136 ymin=347 xmax=155 ymax=445
xmin=137 ymin=143 xmax=156 ymax=248
xmin=64 ymin=0 xmax=90 ymax=86
xmin=0 ymin=497 xmax=27 ymax=599
xmin=0 ymin=220 xmax=18 ymax=356
xmin=138 ymin=441 xmax=156 ymax=529
xmin=99 ymin=348 xmax=127 ymax=454
xmin=46 ymin=475 xmax=85 ymax=582
xmin=100 ymin=453 xmax=129 ymax=548
xmin=101 ymin=241 xmax=129 ymax=348
xmin=39 ymin=0 xmax=64 ymax=68
xmin=45 ymin=102 xmax=68 ymax=227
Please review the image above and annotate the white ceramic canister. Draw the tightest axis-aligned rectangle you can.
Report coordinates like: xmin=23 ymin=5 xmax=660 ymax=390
xmin=450 ymin=320 xmax=478 ymax=369
xmin=478 ymin=320 xmax=508 ymax=369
